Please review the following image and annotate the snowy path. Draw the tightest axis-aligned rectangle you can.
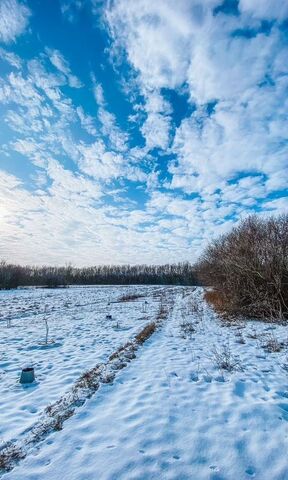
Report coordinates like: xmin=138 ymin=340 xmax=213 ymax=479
xmin=2 ymin=288 xmax=288 ymax=480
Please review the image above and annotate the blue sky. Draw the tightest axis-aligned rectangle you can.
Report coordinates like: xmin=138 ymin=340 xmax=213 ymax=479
xmin=0 ymin=0 xmax=287 ymax=266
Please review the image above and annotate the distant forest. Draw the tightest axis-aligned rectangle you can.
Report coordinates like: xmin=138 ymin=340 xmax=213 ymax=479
xmin=0 ymin=261 xmax=198 ymax=289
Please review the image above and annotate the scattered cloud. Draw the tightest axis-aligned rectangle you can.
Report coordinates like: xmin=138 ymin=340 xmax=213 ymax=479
xmin=0 ymin=0 xmax=287 ymax=265
xmin=46 ymin=48 xmax=83 ymax=88
xmin=0 ymin=0 xmax=31 ymax=44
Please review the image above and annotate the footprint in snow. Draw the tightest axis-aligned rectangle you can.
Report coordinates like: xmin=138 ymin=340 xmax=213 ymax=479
xmin=209 ymin=465 xmax=220 ymax=472
xmin=233 ymin=380 xmax=246 ymax=398
xmin=245 ymin=466 xmax=256 ymax=476
xmin=278 ymin=403 xmax=288 ymax=420
xmin=276 ymin=391 xmax=288 ymax=399
xmin=190 ymin=373 xmax=199 ymax=382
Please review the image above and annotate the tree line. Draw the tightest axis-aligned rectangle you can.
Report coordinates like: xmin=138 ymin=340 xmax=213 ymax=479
xmin=2 ymin=214 xmax=287 ymax=321
xmin=0 ymin=261 xmax=198 ymax=289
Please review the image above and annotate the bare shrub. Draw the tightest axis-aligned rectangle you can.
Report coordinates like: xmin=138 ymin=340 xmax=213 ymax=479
xmin=211 ymin=344 xmax=241 ymax=372
xmin=261 ymin=333 xmax=285 ymax=353
xmin=196 ymin=214 xmax=288 ymax=321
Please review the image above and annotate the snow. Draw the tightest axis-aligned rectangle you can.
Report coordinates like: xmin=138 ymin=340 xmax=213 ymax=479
xmin=1 ymin=287 xmax=288 ymax=479
xmin=0 ymin=285 xmax=164 ymax=443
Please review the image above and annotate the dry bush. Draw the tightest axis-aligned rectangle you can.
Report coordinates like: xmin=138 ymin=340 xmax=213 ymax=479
xmin=196 ymin=214 xmax=288 ymax=321
xmin=211 ymin=344 xmax=241 ymax=372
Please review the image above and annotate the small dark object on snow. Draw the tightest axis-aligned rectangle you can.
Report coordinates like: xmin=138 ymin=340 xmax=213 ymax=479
xmin=106 ymin=314 xmax=112 ymax=320
xmin=20 ymin=367 xmax=35 ymax=384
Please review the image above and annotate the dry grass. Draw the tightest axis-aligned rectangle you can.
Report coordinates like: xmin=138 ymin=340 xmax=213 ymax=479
xmin=204 ymin=289 xmax=227 ymax=313
xmin=235 ymin=331 xmax=246 ymax=344
xmin=261 ymin=334 xmax=285 ymax=353
xmin=180 ymin=321 xmax=196 ymax=337
xmin=109 ymin=342 xmax=134 ymax=361
xmin=211 ymin=344 xmax=241 ymax=372
xmin=247 ymin=329 xmax=258 ymax=340
xmin=0 ymin=445 xmax=25 ymax=472
xmin=156 ymin=301 xmax=169 ymax=321
xmin=53 ymin=410 xmax=74 ymax=431
xmin=74 ymin=365 xmax=102 ymax=391
xmin=135 ymin=322 xmax=156 ymax=345
xmin=118 ymin=294 xmax=144 ymax=302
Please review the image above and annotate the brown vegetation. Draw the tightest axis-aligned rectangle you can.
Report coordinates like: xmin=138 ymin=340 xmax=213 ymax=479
xmin=204 ymin=290 xmax=227 ymax=313
xmin=135 ymin=322 xmax=156 ymax=345
xmin=118 ymin=293 xmax=144 ymax=302
xmin=0 ymin=445 xmax=25 ymax=472
xmin=197 ymin=214 xmax=288 ymax=321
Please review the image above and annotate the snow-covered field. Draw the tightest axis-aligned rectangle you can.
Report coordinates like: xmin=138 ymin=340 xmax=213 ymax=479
xmin=1 ymin=286 xmax=288 ymax=479
xmin=0 ymin=285 xmax=165 ymax=444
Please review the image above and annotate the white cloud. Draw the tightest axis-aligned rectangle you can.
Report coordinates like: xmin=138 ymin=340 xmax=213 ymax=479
xmin=93 ymin=82 xmax=105 ymax=106
xmin=0 ymin=0 xmax=30 ymax=44
xmin=0 ymin=1 xmax=287 ymax=266
xmin=76 ymin=106 xmax=97 ymax=136
xmin=78 ymin=140 xmax=124 ymax=180
xmin=46 ymin=48 xmax=83 ymax=88
xmin=0 ymin=46 xmax=21 ymax=67
xmin=239 ymin=0 xmax=288 ymax=21
xmin=140 ymin=90 xmax=172 ymax=150
xmin=105 ymin=0 xmax=288 ymax=233
xmin=92 ymin=79 xmax=128 ymax=151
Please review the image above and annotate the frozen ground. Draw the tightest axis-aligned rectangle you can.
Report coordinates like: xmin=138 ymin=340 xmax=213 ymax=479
xmin=0 ymin=285 xmax=165 ymax=443
xmin=1 ymin=287 xmax=288 ymax=479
